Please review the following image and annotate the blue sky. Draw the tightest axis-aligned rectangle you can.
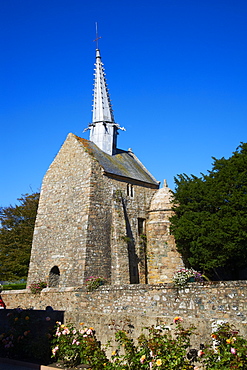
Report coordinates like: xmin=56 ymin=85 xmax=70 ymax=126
xmin=1 ymin=0 xmax=247 ymax=207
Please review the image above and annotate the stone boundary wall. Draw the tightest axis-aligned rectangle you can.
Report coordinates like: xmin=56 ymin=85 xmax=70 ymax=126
xmin=2 ymin=281 xmax=247 ymax=346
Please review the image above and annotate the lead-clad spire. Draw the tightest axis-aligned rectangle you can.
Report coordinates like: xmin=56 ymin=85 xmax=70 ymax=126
xmin=88 ymin=47 xmax=119 ymax=155
xmin=92 ymin=48 xmax=115 ymax=124
xmin=86 ymin=25 xmax=125 ymax=156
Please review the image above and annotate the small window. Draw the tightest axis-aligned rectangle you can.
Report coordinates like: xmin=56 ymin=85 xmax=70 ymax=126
xmin=48 ymin=266 xmax=60 ymax=287
xmin=127 ymin=184 xmax=134 ymax=198
xmin=138 ymin=218 xmax=146 ymax=236
xmin=130 ymin=184 xmax=134 ymax=197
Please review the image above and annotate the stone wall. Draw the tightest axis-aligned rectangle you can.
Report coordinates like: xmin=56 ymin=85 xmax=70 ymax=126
xmin=2 ymin=281 xmax=247 ymax=346
xmin=109 ymin=180 xmax=156 ymax=284
xmin=28 ymin=133 xmax=159 ymax=287
xmin=28 ymin=133 xmax=93 ymax=287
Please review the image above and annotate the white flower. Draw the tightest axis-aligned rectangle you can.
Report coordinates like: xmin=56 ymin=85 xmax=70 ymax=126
xmin=155 ymin=325 xmax=162 ymax=330
xmin=52 ymin=346 xmax=59 ymax=355
xmin=173 ymin=268 xmax=198 ymax=287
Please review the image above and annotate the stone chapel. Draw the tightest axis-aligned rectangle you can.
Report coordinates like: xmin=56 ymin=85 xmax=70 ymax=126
xmin=27 ymin=45 xmax=183 ymax=288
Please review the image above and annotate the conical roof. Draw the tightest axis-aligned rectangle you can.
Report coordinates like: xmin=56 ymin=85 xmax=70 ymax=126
xmin=149 ymin=180 xmax=173 ymax=210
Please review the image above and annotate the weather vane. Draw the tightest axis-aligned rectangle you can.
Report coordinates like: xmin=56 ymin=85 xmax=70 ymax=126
xmin=93 ymin=22 xmax=102 ymax=49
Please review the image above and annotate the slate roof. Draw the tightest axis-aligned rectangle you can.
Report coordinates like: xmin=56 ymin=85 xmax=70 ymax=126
xmin=75 ymin=135 xmax=159 ymax=187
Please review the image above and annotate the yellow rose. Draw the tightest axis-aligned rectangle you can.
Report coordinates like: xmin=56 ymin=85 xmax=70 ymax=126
xmin=156 ymin=358 xmax=162 ymax=366
xmin=140 ymin=354 xmax=146 ymax=364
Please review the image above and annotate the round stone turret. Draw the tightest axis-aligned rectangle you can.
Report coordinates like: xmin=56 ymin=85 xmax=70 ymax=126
xmin=146 ymin=180 xmax=183 ymax=284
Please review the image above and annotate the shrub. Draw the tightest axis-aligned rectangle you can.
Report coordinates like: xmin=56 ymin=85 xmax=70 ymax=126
xmin=1 ymin=280 xmax=27 ymax=291
xmin=51 ymin=318 xmax=197 ymax=369
xmin=51 ymin=319 xmax=247 ymax=369
xmin=51 ymin=322 xmax=108 ymax=369
xmin=85 ymin=276 xmax=108 ymax=292
xmin=28 ymin=280 xmax=47 ymax=294
xmin=202 ymin=322 xmax=247 ymax=369
xmin=2 ymin=313 xmax=247 ymax=369
xmin=105 ymin=317 xmax=197 ymax=370
xmin=3 ymin=283 xmax=26 ymax=290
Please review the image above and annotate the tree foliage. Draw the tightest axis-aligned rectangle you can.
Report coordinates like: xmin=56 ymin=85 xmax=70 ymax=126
xmin=0 ymin=193 xmax=39 ymax=281
xmin=170 ymin=143 xmax=247 ymax=279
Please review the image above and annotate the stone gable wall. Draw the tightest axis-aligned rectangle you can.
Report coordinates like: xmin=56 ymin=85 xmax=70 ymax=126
xmin=2 ymin=281 xmax=247 ymax=346
xmin=28 ymin=133 xmax=93 ymax=287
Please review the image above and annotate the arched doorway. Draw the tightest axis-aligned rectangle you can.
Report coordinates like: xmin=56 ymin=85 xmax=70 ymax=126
xmin=48 ymin=266 xmax=60 ymax=287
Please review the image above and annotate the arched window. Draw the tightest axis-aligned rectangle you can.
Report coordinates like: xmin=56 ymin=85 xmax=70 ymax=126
xmin=48 ymin=266 xmax=60 ymax=287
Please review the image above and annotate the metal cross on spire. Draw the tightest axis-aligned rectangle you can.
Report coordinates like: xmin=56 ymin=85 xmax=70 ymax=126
xmin=93 ymin=22 xmax=102 ymax=49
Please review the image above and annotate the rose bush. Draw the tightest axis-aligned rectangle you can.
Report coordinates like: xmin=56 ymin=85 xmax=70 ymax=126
xmin=28 ymin=280 xmax=47 ymax=293
xmin=202 ymin=322 xmax=247 ymax=369
xmin=2 ymin=312 xmax=247 ymax=369
xmin=51 ymin=319 xmax=247 ymax=369
xmin=51 ymin=321 xmax=108 ymax=369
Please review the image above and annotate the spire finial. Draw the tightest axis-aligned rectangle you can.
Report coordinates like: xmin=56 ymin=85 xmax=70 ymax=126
xmin=93 ymin=22 xmax=102 ymax=49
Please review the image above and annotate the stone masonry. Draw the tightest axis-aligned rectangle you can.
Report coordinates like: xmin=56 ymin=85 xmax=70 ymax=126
xmin=28 ymin=133 xmax=182 ymax=287
xmin=2 ymin=281 xmax=247 ymax=347
xmin=146 ymin=182 xmax=183 ymax=283
xmin=27 ymin=43 xmax=184 ymax=288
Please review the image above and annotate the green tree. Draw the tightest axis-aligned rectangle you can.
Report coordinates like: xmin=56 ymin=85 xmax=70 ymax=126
xmin=170 ymin=143 xmax=247 ymax=279
xmin=0 ymin=192 xmax=39 ymax=281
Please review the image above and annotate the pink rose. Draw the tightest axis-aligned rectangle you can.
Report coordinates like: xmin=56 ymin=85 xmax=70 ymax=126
xmin=231 ymin=347 xmax=236 ymax=355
